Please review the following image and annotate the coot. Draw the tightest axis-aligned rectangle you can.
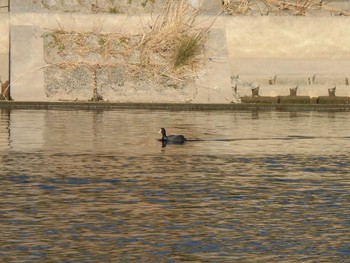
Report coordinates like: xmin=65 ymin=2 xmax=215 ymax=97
xmin=159 ymin=128 xmax=187 ymax=144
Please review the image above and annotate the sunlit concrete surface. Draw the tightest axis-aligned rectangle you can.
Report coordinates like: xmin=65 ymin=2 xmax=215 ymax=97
xmin=6 ymin=1 xmax=350 ymax=102
xmin=0 ymin=5 xmax=9 ymax=84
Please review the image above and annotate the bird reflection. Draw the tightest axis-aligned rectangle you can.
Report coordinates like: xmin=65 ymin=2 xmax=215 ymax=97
xmin=161 ymin=140 xmax=186 ymax=148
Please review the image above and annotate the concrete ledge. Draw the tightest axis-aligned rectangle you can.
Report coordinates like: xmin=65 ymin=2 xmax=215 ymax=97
xmin=241 ymin=96 xmax=312 ymax=104
xmin=2 ymin=101 xmax=350 ymax=112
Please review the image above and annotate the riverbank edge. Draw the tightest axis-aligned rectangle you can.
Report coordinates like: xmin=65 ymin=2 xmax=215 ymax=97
xmin=1 ymin=101 xmax=350 ymax=111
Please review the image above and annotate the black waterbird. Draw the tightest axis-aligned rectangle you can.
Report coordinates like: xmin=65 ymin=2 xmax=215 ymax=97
xmin=159 ymin=128 xmax=187 ymax=144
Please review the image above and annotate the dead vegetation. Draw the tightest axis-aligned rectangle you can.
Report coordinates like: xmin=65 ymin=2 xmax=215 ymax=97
xmin=138 ymin=0 xmax=208 ymax=78
xmin=222 ymin=0 xmax=350 ymax=16
xmin=44 ymin=0 xmax=210 ymax=84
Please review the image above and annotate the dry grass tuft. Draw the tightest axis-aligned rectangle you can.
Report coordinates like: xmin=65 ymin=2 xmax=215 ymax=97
xmin=175 ymin=35 xmax=201 ymax=67
xmin=139 ymin=0 xmax=209 ymax=77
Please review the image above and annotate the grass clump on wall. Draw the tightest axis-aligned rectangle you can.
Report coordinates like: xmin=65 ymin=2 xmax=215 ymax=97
xmin=175 ymin=35 xmax=202 ymax=67
xmin=139 ymin=0 xmax=210 ymax=79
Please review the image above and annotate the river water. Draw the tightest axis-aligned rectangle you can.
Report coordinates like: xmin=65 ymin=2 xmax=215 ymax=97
xmin=0 ymin=109 xmax=349 ymax=262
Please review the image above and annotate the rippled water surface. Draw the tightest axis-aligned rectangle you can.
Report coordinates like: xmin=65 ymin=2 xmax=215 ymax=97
xmin=0 ymin=109 xmax=349 ymax=262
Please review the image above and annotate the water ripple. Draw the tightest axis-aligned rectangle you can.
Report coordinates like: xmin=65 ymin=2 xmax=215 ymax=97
xmin=0 ymin=110 xmax=349 ymax=262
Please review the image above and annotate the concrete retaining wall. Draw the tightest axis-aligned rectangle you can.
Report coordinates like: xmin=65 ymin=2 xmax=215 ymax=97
xmin=4 ymin=0 xmax=350 ymax=103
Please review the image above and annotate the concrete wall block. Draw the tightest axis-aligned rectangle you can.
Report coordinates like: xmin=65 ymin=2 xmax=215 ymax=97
xmin=232 ymin=74 xmax=275 ymax=86
xmin=10 ymin=0 xmax=34 ymax=12
xmin=43 ymin=33 xmax=65 ymax=64
xmin=326 ymin=0 xmax=350 ymax=11
xmin=40 ymin=0 xmax=63 ymax=11
xmin=199 ymin=0 xmax=222 ymax=14
xmin=193 ymin=27 xmax=235 ymax=103
xmin=225 ymin=17 xmax=350 ymax=60
xmin=0 ymin=0 xmax=9 ymax=12
xmin=96 ymin=66 xmax=127 ymax=98
xmin=312 ymin=74 xmax=349 ymax=85
xmin=11 ymin=25 xmax=47 ymax=100
xmin=274 ymin=74 xmax=311 ymax=85
xmin=330 ymin=85 xmax=350 ymax=97
xmin=96 ymin=66 xmax=196 ymax=102
xmin=236 ymin=85 xmax=254 ymax=97
xmin=298 ymin=84 xmax=330 ymax=97
xmin=237 ymin=84 xmax=293 ymax=97
xmin=0 ymin=13 xmax=9 ymax=83
xmin=44 ymin=65 xmax=94 ymax=100
xmin=259 ymin=85 xmax=292 ymax=97
xmin=43 ymin=31 xmax=141 ymax=65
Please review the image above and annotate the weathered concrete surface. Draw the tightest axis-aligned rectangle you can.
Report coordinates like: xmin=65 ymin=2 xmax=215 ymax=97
xmin=0 ymin=11 xmax=9 ymax=85
xmin=45 ymin=65 xmax=94 ymax=100
xmin=8 ymin=12 xmax=350 ymax=102
xmin=10 ymin=0 xmax=32 ymax=12
xmin=225 ymin=16 xmax=350 ymax=70
xmin=10 ymin=25 xmax=47 ymax=101
xmin=225 ymin=16 xmax=350 ymax=100
xmin=9 ymin=13 xmax=228 ymax=102
xmin=193 ymin=28 xmax=237 ymax=103
xmin=95 ymin=66 xmax=197 ymax=103
xmin=9 ymin=13 xmax=148 ymax=101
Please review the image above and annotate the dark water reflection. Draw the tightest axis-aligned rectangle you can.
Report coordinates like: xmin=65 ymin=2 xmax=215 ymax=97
xmin=0 ymin=109 xmax=349 ymax=262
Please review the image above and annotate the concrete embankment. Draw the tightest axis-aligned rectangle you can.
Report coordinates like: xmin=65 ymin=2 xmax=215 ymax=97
xmin=1 ymin=101 xmax=350 ymax=112
xmin=2 ymin=0 xmax=350 ymax=104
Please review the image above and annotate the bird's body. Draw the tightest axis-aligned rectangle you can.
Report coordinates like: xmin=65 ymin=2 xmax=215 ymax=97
xmin=159 ymin=128 xmax=187 ymax=144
